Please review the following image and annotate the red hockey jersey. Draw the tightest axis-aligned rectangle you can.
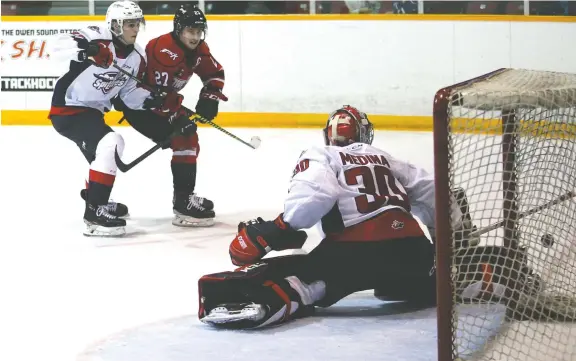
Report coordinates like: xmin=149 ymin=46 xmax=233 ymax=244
xmin=145 ymin=33 xmax=225 ymax=95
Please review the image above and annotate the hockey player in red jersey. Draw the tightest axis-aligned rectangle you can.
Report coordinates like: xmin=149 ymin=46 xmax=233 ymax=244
xmin=49 ymin=1 xmax=184 ymax=237
xmin=196 ymin=106 xmax=466 ymax=328
xmin=115 ymin=4 xmax=226 ymax=228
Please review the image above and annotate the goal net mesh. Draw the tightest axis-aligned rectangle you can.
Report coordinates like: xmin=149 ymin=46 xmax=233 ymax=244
xmin=437 ymin=69 xmax=576 ymax=361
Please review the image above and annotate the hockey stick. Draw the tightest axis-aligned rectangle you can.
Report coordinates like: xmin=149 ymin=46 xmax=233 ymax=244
xmin=468 ymin=191 xmax=576 ymax=238
xmin=115 ymin=138 xmax=170 ymax=172
xmin=109 ymin=62 xmax=262 ymax=149
xmin=55 ymin=45 xmax=260 ymax=148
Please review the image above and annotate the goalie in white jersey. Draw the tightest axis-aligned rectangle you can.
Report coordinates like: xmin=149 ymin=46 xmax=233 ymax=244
xmin=197 ymin=105 xmax=468 ymax=329
xmin=48 ymin=1 xmax=185 ymax=237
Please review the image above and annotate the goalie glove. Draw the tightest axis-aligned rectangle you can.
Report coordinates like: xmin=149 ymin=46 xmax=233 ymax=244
xmin=229 ymin=214 xmax=308 ymax=266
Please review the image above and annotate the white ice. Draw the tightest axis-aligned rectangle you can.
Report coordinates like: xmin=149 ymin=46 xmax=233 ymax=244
xmin=0 ymin=126 xmax=442 ymax=361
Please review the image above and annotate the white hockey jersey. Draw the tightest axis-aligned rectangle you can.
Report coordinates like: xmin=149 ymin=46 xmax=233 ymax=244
xmin=283 ymin=143 xmax=463 ymax=242
xmin=50 ymin=25 xmax=151 ymax=114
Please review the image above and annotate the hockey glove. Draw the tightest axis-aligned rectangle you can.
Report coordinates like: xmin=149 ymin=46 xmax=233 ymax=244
xmin=84 ymin=41 xmax=113 ymax=68
xmin=144 ymin=91 xmax=183 ymax=115
xmin=195 ymin=87 xmax=228 ymax=121
xmin=229 ymin=214 xmax=308 ymax=266
xmin=169 ymin=111 xmax=198 ymax=137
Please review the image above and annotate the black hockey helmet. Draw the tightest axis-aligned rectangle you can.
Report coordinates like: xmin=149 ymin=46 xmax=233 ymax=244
xmin=173 ymin=4 xmax=207 ymax=37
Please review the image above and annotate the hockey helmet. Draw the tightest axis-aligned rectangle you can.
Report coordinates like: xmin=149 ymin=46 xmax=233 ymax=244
xmin=323 ymin=105 xmax=374 ymax=146
xmin=173 ymin=4 xmax=207 ymax=37
xmin=105 ymin=1 xmax=145 ymax=38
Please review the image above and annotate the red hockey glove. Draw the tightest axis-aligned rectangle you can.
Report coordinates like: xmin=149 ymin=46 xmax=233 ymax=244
xmin=85 ymin=41 xmax=113 ymax=68
xmin=195 ymin=87 xmax=228 ymax=122
xmin=229 ymin=214 xmax=308 ymax=266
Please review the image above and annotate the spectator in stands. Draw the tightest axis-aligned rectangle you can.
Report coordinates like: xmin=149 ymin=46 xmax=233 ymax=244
xmin=529 ymin=1 xmax=569 ymax=15
xmin=393 ymin=1 xmax=418 ymax=14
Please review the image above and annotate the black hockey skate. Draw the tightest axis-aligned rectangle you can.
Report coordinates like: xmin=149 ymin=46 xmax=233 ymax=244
xmin=173 ymin=192 xmax=215 ymax=227
xmin=83 ymin=203 xmax=126 ymax=237
xmin=192 ymin=193 xmax=214 ymax=211
xmin=80 ymin=189 xmax=129 ymax=218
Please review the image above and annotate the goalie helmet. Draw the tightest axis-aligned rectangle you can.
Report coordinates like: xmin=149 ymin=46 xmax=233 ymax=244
xmin=323 ymin=105 xmax=374 ymax=146
xmin=105 ymin=1 xmax=145 ymax=38
xmin=173 ymin=4 xmax=207 ymax=37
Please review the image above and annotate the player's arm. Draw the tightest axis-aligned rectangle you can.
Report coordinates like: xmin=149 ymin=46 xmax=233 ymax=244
xmin=228 ymin=148 xmax=340 ymax=266
xmin=387 ymin=154 xmax=463 ymax=231
xmin=60 ymin=26 xmax=113 ymax=68
xmin=117 ymin=52 xmax=156 ymax=111
xmin=194 ymin=45 xmax=227 ymax=120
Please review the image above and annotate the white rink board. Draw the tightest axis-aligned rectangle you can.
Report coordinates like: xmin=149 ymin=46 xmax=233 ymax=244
xmin=1 ymin=19 xmax=576 ymax=115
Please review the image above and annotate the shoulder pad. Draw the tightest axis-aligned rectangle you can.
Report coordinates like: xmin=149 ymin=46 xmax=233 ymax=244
xmin=195 ymin=41 xmax=211 ymax=56
xmin=150 ymin=33 xmax=185 ymax=66
xmin=133 ymin=42 xmax=146 ymax=60
xmin=299 ymin=146 xmax=331 ymax=161
xmin=76 ymin=25 xmax=112 ymax=41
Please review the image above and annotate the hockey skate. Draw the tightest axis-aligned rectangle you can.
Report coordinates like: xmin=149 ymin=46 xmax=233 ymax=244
xmin=83 ymin=203 xmax=126 ymax=237
xmin=173 ymin=192 xmax=215 ymax=227
xmin=80 ymin=189 xmax=129 ymax=218
xmin=200 ymin=303 xmax=268 ymax=328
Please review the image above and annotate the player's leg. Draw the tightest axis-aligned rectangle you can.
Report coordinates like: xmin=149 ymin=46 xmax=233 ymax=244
xmin=199 ymin=234 xmax=436 ymax=328
xmin=313 ymin=236 xmax=436 ymax=308
xmin=50 ymin=110 xmax=126 ymax=236
xmin=170 ymin=132 xmax=215 ymax=227
xmin=123 ymin=109 xmax=215 ymax=227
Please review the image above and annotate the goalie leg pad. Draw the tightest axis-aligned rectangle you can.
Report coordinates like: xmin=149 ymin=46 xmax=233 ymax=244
xmin=453 ymin=245 xmax=542 ymax=302
xmin=198 ymin=257 xmax=323 ymax=329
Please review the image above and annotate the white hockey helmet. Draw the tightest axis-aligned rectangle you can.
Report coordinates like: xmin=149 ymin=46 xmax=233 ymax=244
xmin=106 ymin=1 xmax=145 ymax=38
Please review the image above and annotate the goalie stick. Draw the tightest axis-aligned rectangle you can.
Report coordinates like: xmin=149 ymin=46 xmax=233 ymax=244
xmin=468 ymin=190 xmax=576 ymax=238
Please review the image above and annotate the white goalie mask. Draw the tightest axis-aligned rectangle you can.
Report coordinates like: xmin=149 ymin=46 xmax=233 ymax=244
xmin=106 ymin=1 xmax=145 ymax=38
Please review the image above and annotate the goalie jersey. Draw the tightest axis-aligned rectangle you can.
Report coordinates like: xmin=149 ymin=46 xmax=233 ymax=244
xmin=283 ymin=143 xmax=463 ymax=241
xmin=49 ymin=25 xmax=151 ymax=116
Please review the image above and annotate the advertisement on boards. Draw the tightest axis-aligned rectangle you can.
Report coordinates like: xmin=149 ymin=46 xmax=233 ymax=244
xmin=1 ymin=24 xmax=81 ymax=63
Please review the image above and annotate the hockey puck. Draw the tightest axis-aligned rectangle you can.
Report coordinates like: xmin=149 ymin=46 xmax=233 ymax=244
xmin=540 ymin=233 xmax=555 ymax=247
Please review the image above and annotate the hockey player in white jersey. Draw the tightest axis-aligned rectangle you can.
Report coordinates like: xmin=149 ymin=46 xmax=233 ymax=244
xmin=197 ymin=105 xmax=468 ymax=329
xmin=49 ymin=1 xmax=185 ymax=237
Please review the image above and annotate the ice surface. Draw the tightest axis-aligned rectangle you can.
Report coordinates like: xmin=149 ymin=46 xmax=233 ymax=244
xmin=0 ymin=126 xmax=439 ymax=361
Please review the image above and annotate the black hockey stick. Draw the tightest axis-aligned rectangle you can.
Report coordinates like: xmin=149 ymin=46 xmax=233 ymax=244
xmin=115 ymin=139 xmax=169 ymax=172
xmin=110 ymin=62 xmax=262 ymax=149
xmin=114 ymin=112 xmax=261 ymax=172
xmin=468 ymin=191 xmax=576 ymax=238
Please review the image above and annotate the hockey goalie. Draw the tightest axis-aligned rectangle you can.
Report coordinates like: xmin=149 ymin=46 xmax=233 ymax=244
xmin=197 ymin=106 xmax=544 ymax=329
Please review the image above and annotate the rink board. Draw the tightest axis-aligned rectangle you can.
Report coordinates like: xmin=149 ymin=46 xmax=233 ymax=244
xmin=2 ymin=15 xmax=575 ymax=129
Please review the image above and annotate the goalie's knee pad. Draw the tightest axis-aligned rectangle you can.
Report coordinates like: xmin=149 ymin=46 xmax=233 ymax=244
xmin=91 ymin=132 xmax=125 ymax=175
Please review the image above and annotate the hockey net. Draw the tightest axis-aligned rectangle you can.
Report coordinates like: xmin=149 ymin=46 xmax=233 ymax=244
xmin=433 ymin=68 xmax=576 ymax=361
